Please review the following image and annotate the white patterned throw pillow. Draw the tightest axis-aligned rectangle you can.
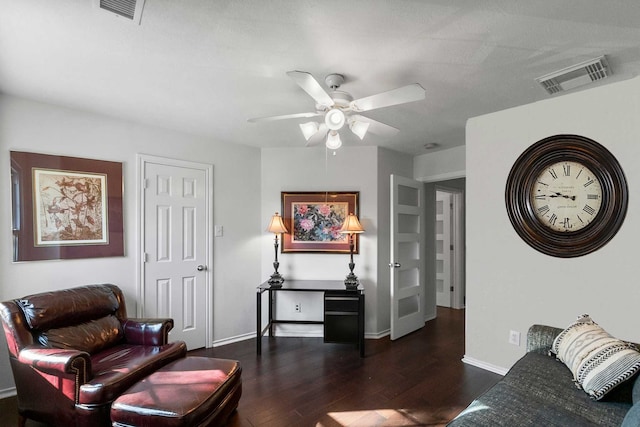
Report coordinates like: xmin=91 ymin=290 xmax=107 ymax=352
xmin=551 ymin=314 xmax=640 ymax=400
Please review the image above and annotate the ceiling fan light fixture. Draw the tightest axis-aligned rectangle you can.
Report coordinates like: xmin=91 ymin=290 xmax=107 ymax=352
xmin=248 ymin=71 xmax=425 ymax=149
xmin=326 ymin=131 xmax=342 ymax=150
xmin=299 ymin=122 xmax=320 ymax=141
xmin=325 ymin=108 xmax=346 ymax=131
xmin=349 ymin=120 xmax=370 ymax=140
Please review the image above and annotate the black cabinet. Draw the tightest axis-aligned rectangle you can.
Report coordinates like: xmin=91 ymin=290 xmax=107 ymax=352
xmin=324 ymin=291 xmax=360 ymax=344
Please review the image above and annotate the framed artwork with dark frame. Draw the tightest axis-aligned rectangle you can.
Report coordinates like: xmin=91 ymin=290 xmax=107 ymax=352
xmin=281 ymin=191 xmax=359 ymax=254
xmin=10 ymin=151 xmax=124 ymax=262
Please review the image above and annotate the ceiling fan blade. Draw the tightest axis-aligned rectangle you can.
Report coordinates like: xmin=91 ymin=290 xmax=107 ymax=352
xmin=351 ymin=114 xmax=399 ymax=136
xmin=287 ymin=71 xmax=335 ymax=107
xmin=305 ymin=124 xmax=328 ymax=146
xmin=350 ymin=83 xmax=425 ymax=112
xmin=248 ymin=111 xmax=322 ymax=123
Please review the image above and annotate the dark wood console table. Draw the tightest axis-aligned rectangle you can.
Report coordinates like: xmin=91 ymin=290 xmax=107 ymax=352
xmin=256 ymin=280 xmax=365 ymax=357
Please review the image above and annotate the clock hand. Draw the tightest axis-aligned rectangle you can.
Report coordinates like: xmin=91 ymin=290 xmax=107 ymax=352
xmin=548 ymin=192 xmax=576 ymax=200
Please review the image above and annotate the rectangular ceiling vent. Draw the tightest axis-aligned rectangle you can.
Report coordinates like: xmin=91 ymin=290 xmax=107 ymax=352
xmin=535 ymin=56 xmax=611 ymax=95
xmin=95 ymin=0 xmax=146 ymax=25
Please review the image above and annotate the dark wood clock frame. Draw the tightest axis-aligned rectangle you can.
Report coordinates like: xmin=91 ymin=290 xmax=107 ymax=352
xmin=505 ymin=134 xmax=628 ymax=258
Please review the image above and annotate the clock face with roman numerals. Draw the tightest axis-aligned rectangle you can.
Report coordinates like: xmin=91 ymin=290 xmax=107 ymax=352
xmin=506 ymin=134 xmax=628 ymax=258
xmin=531 ymin=160 xmax=603 ymax=232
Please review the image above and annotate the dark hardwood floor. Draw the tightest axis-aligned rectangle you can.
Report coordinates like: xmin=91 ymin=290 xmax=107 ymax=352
xmin=0 ymin=307 xmax=500 ymax=427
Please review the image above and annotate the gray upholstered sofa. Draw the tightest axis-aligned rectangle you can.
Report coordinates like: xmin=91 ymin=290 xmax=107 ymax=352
xmin=448 ymin=324 xmax=640 ymax=427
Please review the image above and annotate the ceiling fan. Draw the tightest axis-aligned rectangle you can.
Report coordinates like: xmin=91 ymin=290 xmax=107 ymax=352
xmin=248 ymin=71 xmax=426 ymax=149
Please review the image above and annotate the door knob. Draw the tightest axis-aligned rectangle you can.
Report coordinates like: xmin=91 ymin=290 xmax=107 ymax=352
xmin=197 ymin=265 xmax=207 ymax=271
xmin=389 ymin=262 xmax=401 ymax=268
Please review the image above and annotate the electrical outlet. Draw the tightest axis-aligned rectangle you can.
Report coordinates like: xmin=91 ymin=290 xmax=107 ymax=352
xmin=509 ymin=330 xmax=521 ymax=346
xmin=294 ymin=303 xmax=301 ymax=313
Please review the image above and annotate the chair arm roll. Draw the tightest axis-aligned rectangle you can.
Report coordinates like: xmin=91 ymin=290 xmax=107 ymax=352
xmin=123 ymin=318 xmax=174 ymax=346
xmin=18 ymin=346 xmax=91 ymax=381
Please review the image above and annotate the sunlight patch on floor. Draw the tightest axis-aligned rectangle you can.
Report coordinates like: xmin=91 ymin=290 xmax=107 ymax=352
xmin=318 ymin=408 xmax=434 ymax=427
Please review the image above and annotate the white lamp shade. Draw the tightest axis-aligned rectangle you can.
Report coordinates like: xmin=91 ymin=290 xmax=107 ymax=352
xmin=266 ymin=212 xmax=288 ymax=234
xmin=326 ymin=131 xmax=342 ymax=149
xmin=340 ymin=213 xmax=365 ymax=234
xmin=325 ymin=108 xmax=346 ymax=131
xmin=299 ymin=122 xmax=319 ymax=141
xmin=349 ymin=120 xmax=370 ymax=140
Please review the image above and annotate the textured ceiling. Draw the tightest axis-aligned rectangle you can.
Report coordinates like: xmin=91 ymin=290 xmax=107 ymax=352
xmin=2 ymin=1 xmax=640 ymax=155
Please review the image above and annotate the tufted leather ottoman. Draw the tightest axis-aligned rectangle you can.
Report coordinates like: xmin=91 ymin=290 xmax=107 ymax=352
xmin=111 ymin=357 xmax=242 ymax=427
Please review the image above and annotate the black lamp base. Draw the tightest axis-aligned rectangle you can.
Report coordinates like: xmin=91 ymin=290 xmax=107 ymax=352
xmin=268 ymin=272 xmax=284 ymax=288
xmin=344 ymin=272 xmax=359 ymax=290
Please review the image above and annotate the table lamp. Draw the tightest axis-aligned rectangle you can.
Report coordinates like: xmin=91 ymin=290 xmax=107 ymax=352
xmin=266 ymin=212 xmax=288 ymax=287
xmin=340 ymin=213 xmax=365 ymax=289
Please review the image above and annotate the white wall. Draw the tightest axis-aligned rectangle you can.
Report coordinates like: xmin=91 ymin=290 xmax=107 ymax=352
xmin=465 ymin=77 xmax=640 ymax=373
xmin=414 ymin=145 xmax=465 ymax=182
xmin=260 ymin=146 xmax=413 ymax=337
xmin=0 ymin=95 xmax=262 ymax=395
xmin=260 ymin=146 xmax=379 ymax=335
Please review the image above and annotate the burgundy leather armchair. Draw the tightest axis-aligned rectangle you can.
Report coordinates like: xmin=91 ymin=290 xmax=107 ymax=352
xmin=0 ymin=284 xmax=187 ymax=427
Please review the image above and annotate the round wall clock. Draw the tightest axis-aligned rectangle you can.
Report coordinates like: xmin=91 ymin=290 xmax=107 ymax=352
xmin=505 ymin=134 xmax=628 ymax=257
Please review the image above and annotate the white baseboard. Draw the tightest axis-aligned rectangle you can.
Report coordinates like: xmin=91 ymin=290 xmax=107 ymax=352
xmin=212 ymin=327 xmax=391 ymax=347
xmin=462 ymin=355 xmax=509 ymax=376
xmin=274 ymin=332 xmax=390 ymax=339
xmin=273 ymin=331 xmax=324 ymax=337
xmin=0 ymin=387 xmax=16 ymax=399
xmin=212 ymin=332 xmax=255 ymax=347
xmin=367 ymin=329 xmax=389 ymax=339
xmin=269 ymin=323 xmax=324 ymax=337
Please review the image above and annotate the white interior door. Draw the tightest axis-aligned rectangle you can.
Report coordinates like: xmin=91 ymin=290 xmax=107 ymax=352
xmin=436 ymin=191 xmax=452 ymax=307
xmin=139 ymin=155 xmax=213 ymax=350
xmin=390 ymin=174 xmax=425 ymax=340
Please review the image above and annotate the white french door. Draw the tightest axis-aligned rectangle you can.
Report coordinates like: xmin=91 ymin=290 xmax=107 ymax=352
xmin=138 ymin=155 xmax=213 ymax=350
xmin=436 ymin=191 xmax=452 ymax=307
xmin=390 ymin=174 xmax=425 ymax=340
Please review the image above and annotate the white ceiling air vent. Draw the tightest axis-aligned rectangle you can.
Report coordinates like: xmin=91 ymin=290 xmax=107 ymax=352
xmin=95 ymin=0 xmax=146 ymax=25
xmin=535 ymin=56 xmax=610 ymax=95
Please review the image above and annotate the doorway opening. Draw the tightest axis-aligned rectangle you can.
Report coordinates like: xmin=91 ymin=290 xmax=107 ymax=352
xmin=434 ymin=181 xmax=465 ymax=309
